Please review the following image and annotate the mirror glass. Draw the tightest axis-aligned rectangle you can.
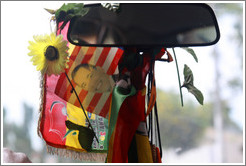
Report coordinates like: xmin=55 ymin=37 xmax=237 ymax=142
xmin=68 ymin=3 xmax=220 ymax=47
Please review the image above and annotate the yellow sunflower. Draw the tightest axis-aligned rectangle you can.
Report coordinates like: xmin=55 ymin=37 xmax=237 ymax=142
xmin=28 ymin=33 xmax=69 ymax=76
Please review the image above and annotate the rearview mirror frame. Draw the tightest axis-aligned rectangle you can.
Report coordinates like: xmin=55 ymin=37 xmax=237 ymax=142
xmin=67 ymin=3 xmax=220 ymax=48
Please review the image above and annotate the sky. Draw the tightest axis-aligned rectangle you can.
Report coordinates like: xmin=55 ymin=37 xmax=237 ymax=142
xmin=1 ymin=1 xmax=245 ymax=151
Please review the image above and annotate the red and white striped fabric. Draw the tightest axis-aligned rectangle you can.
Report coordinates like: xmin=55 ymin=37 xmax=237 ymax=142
xmin=55 ymin=44 xmax=124 ymax=118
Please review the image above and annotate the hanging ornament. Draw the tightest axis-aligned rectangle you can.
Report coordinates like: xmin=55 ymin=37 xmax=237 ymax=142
xmin=28 ymin=33 xmax=69 ymax=76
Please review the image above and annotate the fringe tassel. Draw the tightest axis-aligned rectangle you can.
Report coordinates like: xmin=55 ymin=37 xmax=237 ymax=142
xmin=46 ymin=145 xmax=107 ymax=162
xmin=37 ymin=73 xmax=45 ymax=138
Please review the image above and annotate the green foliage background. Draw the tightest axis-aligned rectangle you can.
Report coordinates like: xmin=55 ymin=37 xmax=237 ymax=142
xmin=156 ymin=89 xmax=241 ymax=154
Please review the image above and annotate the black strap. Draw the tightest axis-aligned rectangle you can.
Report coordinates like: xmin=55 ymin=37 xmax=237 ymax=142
xmin=146 ymin=54 xmax=163 ymax=158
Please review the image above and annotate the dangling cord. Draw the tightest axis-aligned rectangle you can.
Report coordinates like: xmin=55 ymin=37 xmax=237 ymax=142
xmin=154 ymin=100 xmax=162 ymax=158
xmin=172 ymin=48 xmax=184 ymax=107
xmin=147 ymin=60 xmax=154 ymax=143
xmin=151 ymin=59 xmax=162 ymax=158
xmin=147 ymin=67 xmax=152 ymax=142
xmin=150 ymin=66 xmax=154 ymax=145
xmin=149 ymin=109 xmax=153 ymax=145
xmin=65 ymin=72 xmax=99 ymax=143
xmin=147 ymin=75 xmax=151 ymax=138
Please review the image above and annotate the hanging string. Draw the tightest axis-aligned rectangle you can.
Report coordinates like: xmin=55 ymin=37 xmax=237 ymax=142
xmin=149 ymin=53 xmax=155 ymax=144
xmin=147 ymin=73 xmax=151 ymax=138
xmin=154 ymin=100 xmax=162 ymax=158
xmin=149 ymin=48 xmax=168 ymax=159
xmin=64 ymin=72 xmax=99 ymax=143
xmin=151 ymin=58 xmax=162 ymax=158
xmin=147 ymin=61 xmax=153 ymax=142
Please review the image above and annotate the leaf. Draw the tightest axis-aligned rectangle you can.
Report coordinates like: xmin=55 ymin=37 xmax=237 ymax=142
xmin=183 ymin=64 xmax=193 ymax=85
xmin=55 ymin=3 xmax=83 ymax=18
xmin=181 ymin=64 xmax=204 ymax=105
xmin=44 ymin=8 xmax=56 ymax=15
xmin=55 ymin=3 xmax=89 ymax=26
xmin=182 ymin=47 xmax=198 ymax=63
xmin=186 ymin=84 xmax=204 ymax=105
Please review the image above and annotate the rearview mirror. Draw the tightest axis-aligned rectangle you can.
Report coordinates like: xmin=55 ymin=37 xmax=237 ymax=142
xmin=67 ymin=3 xmax=220 ymax=47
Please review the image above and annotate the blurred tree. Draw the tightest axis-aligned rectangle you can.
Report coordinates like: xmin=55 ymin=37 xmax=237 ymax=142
xmin=156 ymin=89 xmax=241 ymax=154
xmin=2 ymin=104 xmax=33 ymax=159
xmin=209 ymin=3 xmax=243 ymax=162
xmin=210 ymin=3 xmax=243 ymax=91
xmin=3 ymin=107 xmax=10 ymax=147
xmin=157 ymin=89 xmax=211 ymax=153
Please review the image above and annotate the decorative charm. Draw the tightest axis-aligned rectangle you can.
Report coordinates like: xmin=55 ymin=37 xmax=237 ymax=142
xmin=28 ymin=33 xmax=69 ymax=76
xmin=101 ymin=3 xmax=120 ymax=12
xmin=55 ymin=3 xmax=88 ymax=30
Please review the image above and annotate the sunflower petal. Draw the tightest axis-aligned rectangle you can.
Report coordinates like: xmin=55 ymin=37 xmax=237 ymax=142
xmin=27 ymin=32 xmax=69 ymax=75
